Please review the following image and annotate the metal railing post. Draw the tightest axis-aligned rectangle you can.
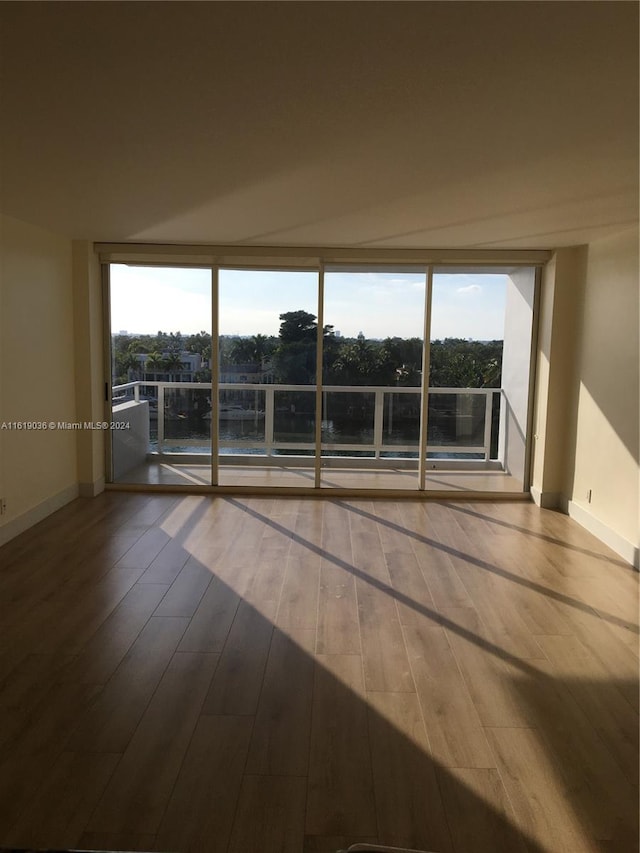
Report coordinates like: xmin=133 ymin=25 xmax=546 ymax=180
xmin=314 ymin=265 xmax=324 ymax=488
xmin=157 ymin=383 xmax=165 ymax=455
xmin=211 ymin=267 xmax=219 ymax=486
xmin=265 ymin=386 xmax=275 ymax=456
xmin=483 ymin=389 xmax=493 ymax=461
xmin=373 ymin=389 xmax=384 ymax=459
xmin=418 ymin=267 xmax=433 ymax=490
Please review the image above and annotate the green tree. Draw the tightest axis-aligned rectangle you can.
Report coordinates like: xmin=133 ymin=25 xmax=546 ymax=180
xmin=229 ymin=337 xmax=257 ymax=364
xmin=273 ymin=311 xmax=317 ymax=384
xmin=162 ymin=352 xmax=184 ymax=377
xmin=272 ymin=310 xmax=336 ymax=384
xmin=278 ymin=310 xmax=317 ymax=345
xmin=185 ymin=331 xmax=212 ymax=362
xmin=144 ymin=351 xmax=164 ymax=378
xmin=329 ymin=333 xmax=381 ymax=385
xmin=429 ymin=339 xmax=502 ymax=388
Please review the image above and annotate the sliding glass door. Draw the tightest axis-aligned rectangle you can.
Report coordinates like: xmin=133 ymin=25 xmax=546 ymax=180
xmin=321 ymin=268 xmax=426 ymax=489
xmin=217 ymin=269 xmax=319 ymax=488
xmin=426 ymin=267 xmax=536 ymax=492
xmin=109 ymin=264 xmax=212 ymax=486
xmin=107 ymin=260 xmax=537 ymax=493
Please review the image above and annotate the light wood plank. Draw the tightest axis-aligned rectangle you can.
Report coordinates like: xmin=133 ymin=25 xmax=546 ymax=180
xmin=0 ymin=753 xmax=64 ymax=830
xmin=86 ymin=651 xmax=218 ymax=834
xmin=2 ymin=751 xmax=120 ymax=849
xmin=242 ymin=539 xmax=288 ymax=622
xmin=155 ymin=715 xmax=253 ymax=853
xmin=450 ymin=503 xmax=577 ymax=636
xmin=306 ymin=654 xmax=377 ymax=837
xmin=77 ymin=832 xmax=157 ymax=851
xmin=153 ymin=556 xmax=212 ymax=618
xmin=0 ymin=682 xmax=101 ymax=828
xmin=31 ymin=567 xmax=145 ymax=655
xmin=414 ymin=538 xmax=475 ymax=610
xmin=0 ymin=652 xmax=75 ymax=761
xmin=316 ymin=561 xmax=360 ymax=655
xmin=215 ymin=501 xmax=272 ymax=568
xmin=245 ymin=627 xmax=315 ymax=775
xmin=356 ymin=580 xmax=415 ymax=692
xmin=485 ymin=725 xmax=602 ymax=853
xmin=138 ymin=538 xmax=191 ymax=584
xmin=383 ymin=546 xmax=439 ymax=628
xmin=437 ymin=767 xmax=530 ymax=853
xmin=371 ymin=501 xmax=440 ymax=627
xmin=61 ymin=582 xmax=169 ymax=684
xmin=504 ymin=657 xmax=639 ymax=843
xmin=177 ymin=574 xmax=241 ymax=653
xmin=115 ymin=527 xmax=172 ymax=570
xmin=6 ymin=680 xmax=101 ymax=759
xmin=0 ymin=652 xmax=75 ymax=717
xmin=316 ymin=502 xmax=359 ymax=655
xmin=366 ymin=690 xmax=453 ymax=852
xmin=275 ymin=500 xmax=323 ymax=631
xmin=429 ymin=505 xmax=548 ymax=659
xmin=276 ymin=553 xmax=321 ymax=630
xmin=403 ymin=622 xmax=494 ymax=768
xmin=439 ymin=605 xmax=536 ymax=727
xmin=227 ymin=775 xmax=307 ymax=853
xmin=202 ymin=600 xmax=274 ymax=715
xmin=536 ymin=632 xmax=638 ymax=783
xmin=348 ymin=499 xmax=391 ymax=582
xmin=69 ymin=616 xmax=189 ymax=752
xmin=548 ymin=601 xmax=640 ymax=709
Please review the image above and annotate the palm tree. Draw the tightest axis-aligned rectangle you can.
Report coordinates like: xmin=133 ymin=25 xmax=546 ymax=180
xmin=230 ymin=337 xmax=257 ymax=364
xmin=115 ymin=350 xmax=141 ymax=383
xmin=162 ymin=352 xmax=184 ymax=380
xmin=144 ymin=351 xmax=164 ymax=379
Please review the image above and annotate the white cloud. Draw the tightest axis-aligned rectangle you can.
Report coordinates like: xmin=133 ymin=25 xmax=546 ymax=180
xmin=456 ymin=284 xmax=482 ymax=294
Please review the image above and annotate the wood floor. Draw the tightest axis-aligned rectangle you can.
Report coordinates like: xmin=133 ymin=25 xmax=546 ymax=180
xmin=0 ymin=494 xmax=637 ymax=853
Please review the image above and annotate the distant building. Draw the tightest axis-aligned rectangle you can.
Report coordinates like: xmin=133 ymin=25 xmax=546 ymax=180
xmin=134 ymin=351 xmax=203 ymax=382
xmin=219 ymin=361 xmax=274 ymax=384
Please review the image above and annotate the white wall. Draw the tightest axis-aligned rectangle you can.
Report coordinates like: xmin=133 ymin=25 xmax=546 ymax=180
xmin=532 ymin=231 xmax=639 ymax=566
xmin=568 ymin=229 xmax=639 ymax=564
xmin=0 ymin=214 xmax=78 ymax=543
xmin=73 ymin=241 xmax=106 ymax=496
xmin=531 ymin=247 xmax=587 ymax=507
xmin=499 ymin=267 xmax=536 ymax=488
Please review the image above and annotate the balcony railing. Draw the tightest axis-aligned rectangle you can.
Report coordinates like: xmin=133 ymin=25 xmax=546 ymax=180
xmin=112 ymin=380 xmax=502 ymax=466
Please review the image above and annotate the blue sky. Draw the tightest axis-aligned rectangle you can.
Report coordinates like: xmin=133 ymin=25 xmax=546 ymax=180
xmin=110 ymin=265 xmax=506 ymax=340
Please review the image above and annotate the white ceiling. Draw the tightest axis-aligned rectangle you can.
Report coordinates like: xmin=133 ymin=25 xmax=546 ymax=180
xmin=0 ymin=2 xmax=637 ymax=250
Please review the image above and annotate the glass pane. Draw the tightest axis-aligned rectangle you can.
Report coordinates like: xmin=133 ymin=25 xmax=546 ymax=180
xmin=322 ymin=270 xmax=426 ymax=489
xmin=159 ymin=387 xmax=213 ymax=453
xmin=427 ymin=392 xmax=487 ymax=454
xmin=323 ymin=391 xmax=375 ymax=458
xmin=381 ymin=391 xmax=421 ymax=456
xmin=109 ymin=265 xmax=212 ymax=486
xmin=428 ymin=269 xmax=532 ymax=492
xmin=273 ymin=390 xmax=315 ymax=452
xmin=218 ymin=269 xmax=318 ymax=486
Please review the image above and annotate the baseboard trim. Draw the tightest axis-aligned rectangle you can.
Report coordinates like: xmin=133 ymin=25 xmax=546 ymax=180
xmin=568 ymin=500 xmax=639 ymax=569
xmin=79 ymin=476 xmax=105 ymax=498
xmin=530 ymin=487 xmax=563 ymax=510
xmin=0 ymin=483 xmax=79 ymax=547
